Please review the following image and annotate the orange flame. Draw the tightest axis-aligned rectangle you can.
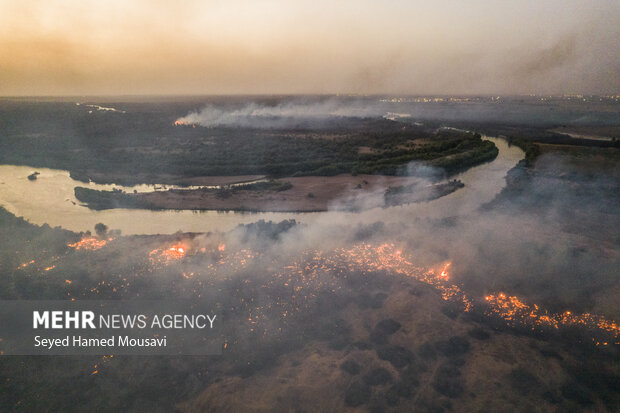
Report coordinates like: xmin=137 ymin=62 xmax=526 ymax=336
xmin=484 ymin=292 xmax=619 ymax=343
xmin=149 ymin=243 xmax=188 ymax=265
xmin=174 ymin=119 xmax=195 ymax=127
xmin=18 ymin=259 xmax=35 ymax=269
xmin=68 ymin=237 xmax=111 ymax=251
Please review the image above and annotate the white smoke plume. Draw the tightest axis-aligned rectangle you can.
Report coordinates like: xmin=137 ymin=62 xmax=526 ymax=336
xmin=175 ymin=99 xmax=385 ymax=128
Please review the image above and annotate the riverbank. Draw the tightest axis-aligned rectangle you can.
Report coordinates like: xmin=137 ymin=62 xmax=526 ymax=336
xmin=70 ymin=171 xmax=267 ymax=187
xmin=74 ymin=175 xmax=465 ymax=212
xmin=0 ymin=137 xmax=522 ymax=234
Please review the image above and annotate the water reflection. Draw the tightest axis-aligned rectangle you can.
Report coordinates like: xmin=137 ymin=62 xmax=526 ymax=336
xmin=0 ymin=137 xmax=523 ymax=235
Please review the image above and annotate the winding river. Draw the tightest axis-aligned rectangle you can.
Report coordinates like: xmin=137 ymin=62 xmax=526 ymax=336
xmin=0 ymin=137 xmax=523 ymax=235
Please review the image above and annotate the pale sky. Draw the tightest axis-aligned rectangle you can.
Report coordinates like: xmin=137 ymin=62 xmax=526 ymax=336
xmin=1 ymin=0 xmax=618 ymax=96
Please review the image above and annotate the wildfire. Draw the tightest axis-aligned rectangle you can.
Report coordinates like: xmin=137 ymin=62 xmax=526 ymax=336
xmin=274 ymin=243 xmax=616 ymax=342
xmin=91 ymin=355 xmax=113 ymax=376
xmin=440 ymin=262 xmax=450 ymax=278
xmin=76 ymin=238 xmax=618 ymax=344
xmin=168 ymin=246 xmax=186 ymax=258
xmin=484 ymin=293 xmax=619 ymax=343
xmin=173 ymin=119 xmax=195 ymax=127
xmin=149 ymin=244 xmax=187 ymax=264
xmin=67 ymin=237 xmax=111 ymax=251
xmin=329 ymin=244 xmax=472 ymax=311
xmin=18 ymin=259 xmax=35 ymax=269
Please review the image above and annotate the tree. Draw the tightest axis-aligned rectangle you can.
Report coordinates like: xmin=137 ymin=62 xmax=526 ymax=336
xmin=94 ymin=223 xmax=108 ymax=237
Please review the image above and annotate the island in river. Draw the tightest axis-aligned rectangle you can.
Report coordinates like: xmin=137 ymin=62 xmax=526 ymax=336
xmin=74 ymin=175 xmax=465 ymax=212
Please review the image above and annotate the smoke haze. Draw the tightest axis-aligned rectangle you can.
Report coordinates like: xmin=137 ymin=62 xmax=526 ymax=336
xmin=175 ymin=99 xmax=384 ymax=128
xmin=1 ymin=0 xmax=619 ymax=96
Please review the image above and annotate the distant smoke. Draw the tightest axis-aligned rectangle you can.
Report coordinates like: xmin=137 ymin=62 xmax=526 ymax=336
xmin=175 ymin=96 xmax=620 ymax=129
xmin=174 ymin=99 xmax=384 ymax=128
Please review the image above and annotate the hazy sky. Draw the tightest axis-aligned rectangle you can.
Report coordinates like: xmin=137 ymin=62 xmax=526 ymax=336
xmin=1 ymin=0 xmax=618 ymax=96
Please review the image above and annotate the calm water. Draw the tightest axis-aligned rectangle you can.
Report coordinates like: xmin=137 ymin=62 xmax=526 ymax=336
xmin=0 ymin=137 xmax=523 ymax=235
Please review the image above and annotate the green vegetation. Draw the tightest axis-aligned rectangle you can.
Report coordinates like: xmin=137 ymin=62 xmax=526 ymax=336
xmin=0 ymin=101 xmax=497 ymax=184
xmin=376 ymin=345 xmax=415 ymax=368
xmin=508 ymin=137 xmax=541 ymax=167
xmin=384 ymin=180 xmax=464 ymax=206
xmin=232 ymin=180 xmax=293 ymax=192
xmin=362 ymin=367 xmax=393 ymax=386
xmin=432 ymin=363 xmax=464 ymax=398
xmin=340 ymin=359 xmax=361 ymax=375
xmin=344 ymin=381 xmax=371 ymax=407
xmin=0 ymin=207 xmax=619 ymax=411
xmin=74 ymin=179 xmax=295 ymax=210
xmin=94 ymin=222 xmax=108 ymax=236
xmin=428 ymin=139 xmax=498 ymax=172
xmin=74 ymin=187 xmax=158 ymax=210
xmin=370 ymin=318 xmax=401 ymax=344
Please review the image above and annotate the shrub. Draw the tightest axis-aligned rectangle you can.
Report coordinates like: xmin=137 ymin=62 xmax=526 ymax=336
xmin=432 ymin=364 xmax=464 ymax=398
xmin=561 ymin=382 xmax=593 ymax=406
xmin=340 ymin=360 xmax=361 ymax=375
xmin=440 ymin=303 xmax=460 ymax=319
xmin=370 ymin=292 xmax=388 ymax=309
xmin=392 ymin=366 xmax=420 ymax=399
xmin=363 ymin=367 xmax=393 ymax=386
xmin=418 ymin=342 xmax=438 ymax=360
xmin=467 ymin=327 xmax=490 ymax=340
xmin=508 ymin=368 xmax=542 ymax=395
xmin=384 ymin=386 xmax=400 ymax=406
xmin=438 ymin=336 xmax=470 ymax=358
xmin=94 ymin=222 xmax=108 ymax=237
xmin=370 ymin=319 xmax=401 ymax=344
xmin=344 ymin=381 xmax=371 ymax=407
xmin=376 ymin=345 xmax=414 ymax=368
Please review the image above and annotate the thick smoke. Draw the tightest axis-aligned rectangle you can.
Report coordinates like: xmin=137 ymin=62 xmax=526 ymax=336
xmin=3 ymin=100 xmax=619 ymax=412
xmin=195 ymin=144 xmax=620 ymax=320
xmin=175 ymin=98 xmax=384 ymax=128
xmin=176 ymin=96 xmax=620 ymax=129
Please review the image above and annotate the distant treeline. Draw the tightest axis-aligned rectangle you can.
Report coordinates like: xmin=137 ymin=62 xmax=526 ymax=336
xmin=74 ymin=179 xmax=295 ymax=210
xmin=74 ymin=187 xmax=158 ymax=210
xmin=384 ymin=180 xmax=465 ymax=206
xmin=451 ymin=121 xmax=620 ymax=167
xmin=0 ymin=101 xmax=498 ymax=184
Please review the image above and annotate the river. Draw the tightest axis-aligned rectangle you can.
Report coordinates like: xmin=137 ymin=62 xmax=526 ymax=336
xmin=0 ymin=137 xmax=523 ymax=235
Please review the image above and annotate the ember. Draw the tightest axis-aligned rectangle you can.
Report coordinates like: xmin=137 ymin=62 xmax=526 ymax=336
xmin=18 ymin=259 xmax=35 ymax=269
xmin=91 ymin=240 xmax=619 ymax=343
xmin=149 ymin=244 xmax=187 ymax=264
xmin=173 ymin=120 xmax=195 ymax=127
xmin=67 ymin=237 xmax=111 ymax=251
xmin=484 ymin=293 xmax=619 ymax=344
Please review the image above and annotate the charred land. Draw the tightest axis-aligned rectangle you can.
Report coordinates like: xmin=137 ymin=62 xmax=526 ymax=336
xmin=0 ymin=96 xmax=619 ymax=412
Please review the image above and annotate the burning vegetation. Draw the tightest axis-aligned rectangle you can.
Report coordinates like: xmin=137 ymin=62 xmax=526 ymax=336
xmin=149 ymin=244 xmax=187 ymax=264
xmin=104 ymin=238 xmax=620 ymax=344
xmin=2 ymin=206 xmax=619 ymax=411
xmin=14 ymin=227 xmax=620 ymax=346
xmin=1 ymin=95 xmax=619 ymax=411
xmin=484 ymin=293 xmax=619 ymax=345
xmin=67 ymin=236 xmax=112 ymax=251
xmin=173 ymin=119 xmax=195 ymax=127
